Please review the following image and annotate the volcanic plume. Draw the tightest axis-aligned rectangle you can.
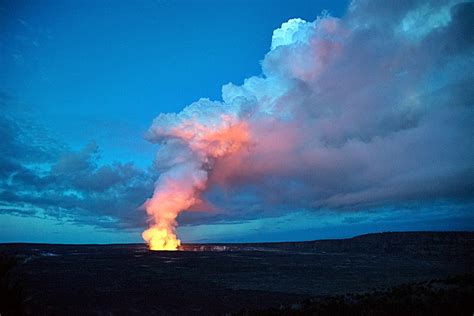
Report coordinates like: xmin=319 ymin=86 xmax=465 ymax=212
xmin=142 ymin=0 xmax=473 ymax=250
xmin=142 ymin=108 xmax=250 ymax=250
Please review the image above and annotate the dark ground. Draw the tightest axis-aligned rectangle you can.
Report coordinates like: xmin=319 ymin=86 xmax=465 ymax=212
xmin=0 ymin=231 xmax=473 ymax=315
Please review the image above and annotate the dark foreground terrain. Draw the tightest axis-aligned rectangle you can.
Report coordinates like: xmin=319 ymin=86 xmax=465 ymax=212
xmin=1 ymin=232 xmax=473 ymax=315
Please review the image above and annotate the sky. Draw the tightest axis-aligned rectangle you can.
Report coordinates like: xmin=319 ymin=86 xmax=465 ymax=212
xmin=0 ymin=0 xmax=473 ymax=244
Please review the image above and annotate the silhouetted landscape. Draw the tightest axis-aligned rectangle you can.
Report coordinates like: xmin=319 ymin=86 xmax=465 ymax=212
xmin=1 ymin=231 xmax=473 ymax=315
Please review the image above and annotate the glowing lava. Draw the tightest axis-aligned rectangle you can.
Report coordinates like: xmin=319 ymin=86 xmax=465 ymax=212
xmin=142 ymin=227 xmax=180 ymax=251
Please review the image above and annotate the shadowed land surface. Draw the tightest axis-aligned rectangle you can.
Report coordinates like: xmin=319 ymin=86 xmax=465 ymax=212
xmin=241 ymin=274 xmax=474 ymax=315
xmin=1 ymin=232 xmax=473 ymax=315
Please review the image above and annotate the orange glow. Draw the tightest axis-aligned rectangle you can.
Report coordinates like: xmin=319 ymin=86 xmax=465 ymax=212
xmin=169 ymin=116 xmax=250 ymax=158
xmin=199 ymin=121 xmax=250 ymax=157
xmin=142 ymin=117 xmax=251 ymax=251
xmin=142 ymin=226 xmax=181 ymax=251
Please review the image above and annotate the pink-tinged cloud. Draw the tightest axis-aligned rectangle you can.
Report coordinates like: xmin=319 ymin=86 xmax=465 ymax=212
xmin=142 ymin=0 xmax=474 ymax=248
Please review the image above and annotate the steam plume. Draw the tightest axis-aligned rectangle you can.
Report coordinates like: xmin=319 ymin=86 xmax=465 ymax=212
xmin=142 ymin=0 xmax=473 ymax=250
xmin=142 ymin=102 xmax=250 ymax=250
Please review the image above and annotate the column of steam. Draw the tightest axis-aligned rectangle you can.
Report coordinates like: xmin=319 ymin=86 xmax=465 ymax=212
xmin=142 ymin=115 xmax=250 ymax=251
xmin=142 ymin=161 xmax=206 ymax=250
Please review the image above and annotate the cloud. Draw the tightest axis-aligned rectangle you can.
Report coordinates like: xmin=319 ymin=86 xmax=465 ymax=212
xmin=144 ymin=0 xmax=473 ymax=228
xmin=0 ymin=97 xmax=154 ymax=230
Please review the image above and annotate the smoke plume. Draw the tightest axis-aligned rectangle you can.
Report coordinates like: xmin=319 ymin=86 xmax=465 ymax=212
xmin=142 ymin=0 xmax=473 ymax=250
xmin=142 ymin=103 xmax=250 ymax=249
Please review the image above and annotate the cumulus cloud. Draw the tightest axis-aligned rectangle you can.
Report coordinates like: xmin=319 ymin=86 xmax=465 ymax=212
xmin=144 ymin=0 xmax=473 ymax=231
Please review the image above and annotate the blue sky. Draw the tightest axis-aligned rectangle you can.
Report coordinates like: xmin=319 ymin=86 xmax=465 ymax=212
xmin=1 ymin=0 xmax=473 ymax=244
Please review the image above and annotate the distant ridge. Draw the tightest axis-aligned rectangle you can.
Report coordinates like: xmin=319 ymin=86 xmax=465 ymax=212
xmin=180 ymin=231 xmax=474 ymax=256
xmin=2 ymin=231 xmax=473 ymax=256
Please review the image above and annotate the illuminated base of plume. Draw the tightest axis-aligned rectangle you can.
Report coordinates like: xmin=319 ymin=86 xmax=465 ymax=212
xmin=142 ymin=226 xmax=181 ymax=251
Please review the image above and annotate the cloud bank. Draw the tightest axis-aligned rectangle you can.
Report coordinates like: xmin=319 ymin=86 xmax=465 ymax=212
xmin=0 ymin=94 xmax=153 ymax=230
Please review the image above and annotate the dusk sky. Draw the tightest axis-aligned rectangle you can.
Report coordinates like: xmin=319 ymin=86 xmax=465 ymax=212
xmin=1 ymin=0 xmax=473 ymax=245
